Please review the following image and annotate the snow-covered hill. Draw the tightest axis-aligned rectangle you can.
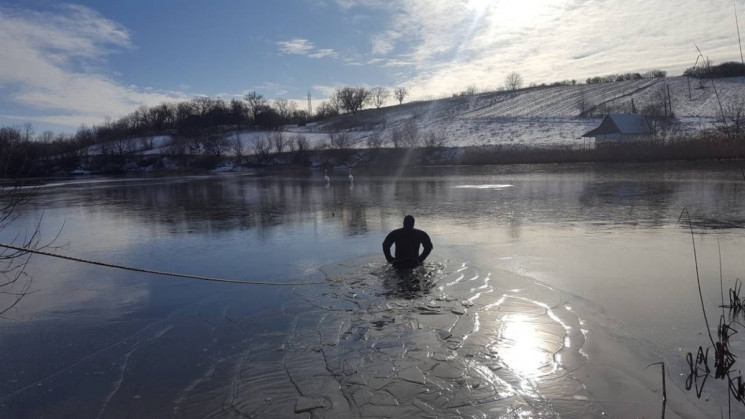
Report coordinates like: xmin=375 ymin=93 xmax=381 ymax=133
xmin=349 ymin=76 xmax=744 ymax=149
xmin=91 ymin=76 xmax=744 ymax=155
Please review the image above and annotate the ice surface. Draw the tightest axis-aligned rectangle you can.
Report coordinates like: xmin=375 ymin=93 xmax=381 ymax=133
xmin=227 ymin=256 xmax=595 ymax=417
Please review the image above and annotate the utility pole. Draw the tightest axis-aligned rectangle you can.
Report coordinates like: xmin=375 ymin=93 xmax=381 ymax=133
xmin=307 ymin=91 xmax=312 ymax=116
xmin=736 ymin=2 xmax=745 ymax=72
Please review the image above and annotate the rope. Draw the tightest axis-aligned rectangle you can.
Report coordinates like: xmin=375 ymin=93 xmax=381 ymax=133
xmin=0 ymin=243 xmax=329 ymax=286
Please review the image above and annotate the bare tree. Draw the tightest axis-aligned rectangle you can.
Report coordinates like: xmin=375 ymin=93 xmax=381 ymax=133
xmin=504 ymin=72 xmax=523 ymax=91
xmin=269 ymin=131 xmax=289 ymax=153
xmin=252 ymin=135 xmax=272 ymax=162
xmin=0 ymin=152 xmax=59 ymax=315
xmin=329 ymin=131 xmax=358 ymax=149
xmin=293 ymin=135 xmax=310 ymax=153
xmin=274 ymin=98 xmax=291 ymax=121
xmin=370 ymin=87 xmax=390 ymax=109
xmin=390 ymin=126 xmax=402 ymax=148
xmin=244 ymin=91 xmax=268 ymax=123
xmin=229 ymin=99 xmax=249 ymax=126
xmin=203 ymin=135 xmax=230 ymax=157
xmin=423 ymin=131 xmax=447 ymax=148
xmin=37 ymin=130 xmax=55 ymax=144
xmin=328 ymin=94 xmax=343 ymax=115
xmin=140 ymin=136 xmax=155 ymax=151
xmin=335 ymin=87 xmax=370 ymax=114
xmin=717 ymin=100 xmax=745 ymax=139
xmin=394 ymin=87 xmax=408 ymax=105
xmin=366 ymin=132 xmax=384 ymax=149
xmin=111 ymin=137 xmax=133 ymax=156
xmin=315 ymin=101 xmax=339 ymax=119
xmin=0 ymin=190 xmax=39 ymax=315
xmin=20 ymin=123 xmax=33 ymax=142
xmin=400 ymin=119 xmax=420 ymax=148
xmin=229 ymin=134 xmax=244 ymax=158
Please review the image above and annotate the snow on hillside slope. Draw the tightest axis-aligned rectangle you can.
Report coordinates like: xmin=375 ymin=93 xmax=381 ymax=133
xmin=93 ymin=76 xmax=744 ymax=154
xmin=324 ymin=76 xmax=744 ymax=149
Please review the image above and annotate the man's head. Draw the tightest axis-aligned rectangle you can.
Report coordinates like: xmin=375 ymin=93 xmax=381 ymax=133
xmin=403 ymin=215 xmax=415 ymax=229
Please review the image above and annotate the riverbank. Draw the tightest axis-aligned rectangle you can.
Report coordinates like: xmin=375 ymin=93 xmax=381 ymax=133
xmin=13 ymin=133 xmax=745 ymax=178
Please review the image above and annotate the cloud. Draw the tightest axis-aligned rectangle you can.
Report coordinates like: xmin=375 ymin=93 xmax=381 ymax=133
xmin=0 ymin=4 xmax=189 ymax=127
xmin=354 ymin=0 xmax=745 ymax=98
xmin=371 ymin=31 xmax=401 ymax=55
xmin=383 ymin=59 xmax=414 ymax=68
xmin=276 ymin=38 xmax=315 ymax=55
xmin=309 ymin=48 xmax=338 ymax=59
xmin=277 ymin=38 xmax=338 ymax=60
xmin=335 ymin=0 xmax=386 ymax=9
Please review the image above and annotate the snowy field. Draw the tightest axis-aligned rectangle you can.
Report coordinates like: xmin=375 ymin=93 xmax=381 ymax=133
xmin=87 ymin=76 xmax=743 ymax=155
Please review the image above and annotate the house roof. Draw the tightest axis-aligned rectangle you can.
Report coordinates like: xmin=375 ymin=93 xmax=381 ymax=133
xmin=582 ymin=114 xmax=653 ymax=137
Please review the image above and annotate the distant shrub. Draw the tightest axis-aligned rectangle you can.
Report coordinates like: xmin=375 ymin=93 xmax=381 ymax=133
xmin=683 ymin=61 xmax=745 ymax=79
xmin=252 ymin=135 xmax=272 ymax=162
xmin=328 ymin=131 xmax=358 ymax=149
xmin=716 ymin=100 xmax=745 ymax=140
xmin=293 ymin=135 xmax=310 ymax=153
xmin=644 ymin=70 xmax=667 ymax=78
xmin=586 ymin=72 xmax=650 ymax=84
xmin=399 ymin=119 xmax=420 ymax=148
xmin=366 ymin=132 xmax=384 ymax=149
xmin=423 ymin=131 xmax=447 ymax=148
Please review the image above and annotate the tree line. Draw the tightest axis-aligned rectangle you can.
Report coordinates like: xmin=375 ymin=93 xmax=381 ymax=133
xmin=586 ymin=70 xmax=667 ymax=85
xmin=683 ymin=61 xmax=745 ymax=79
xmin=52 ymin=85 xmax=411 ymax=149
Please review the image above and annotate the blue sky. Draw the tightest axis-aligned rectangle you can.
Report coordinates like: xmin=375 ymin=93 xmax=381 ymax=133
xmin=2 ymin=0 xmax=744 ymax=132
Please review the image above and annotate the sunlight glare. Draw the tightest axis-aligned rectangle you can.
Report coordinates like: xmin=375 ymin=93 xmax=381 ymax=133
xmin=491 ymin=0 xmax=554 ymax=28
xmin=497 ymin=314 xmax=555 ymax=377
xmin=466 ymin=0 xmax=491 ymax=13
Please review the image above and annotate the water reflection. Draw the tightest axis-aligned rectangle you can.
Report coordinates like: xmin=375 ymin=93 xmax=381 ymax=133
xmin=2 ymin=162 xmax=745 ymax=417
xmin=497 ymin=314 xmax=558 ymax=378
xmin=25 ymin=162 xmax=745 ymax=243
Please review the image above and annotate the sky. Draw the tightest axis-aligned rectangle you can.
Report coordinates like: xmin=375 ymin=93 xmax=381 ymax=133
xmin=1 ymin=0 xmax=744 ymax=133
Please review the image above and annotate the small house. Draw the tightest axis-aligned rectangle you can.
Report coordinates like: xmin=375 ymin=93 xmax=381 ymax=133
xmin=582 ymin=114 xmax=653 ymax=146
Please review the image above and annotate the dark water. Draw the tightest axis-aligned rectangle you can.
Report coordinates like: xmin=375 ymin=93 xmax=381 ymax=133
xmin=0 ymin=162 xmax=744 ymax=418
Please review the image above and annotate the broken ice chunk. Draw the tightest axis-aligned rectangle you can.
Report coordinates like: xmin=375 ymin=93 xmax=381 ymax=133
xmin=294 ymin=397 xmax=325 ymax=413
xmin=397 ymin=366 xmax=426 ymax=385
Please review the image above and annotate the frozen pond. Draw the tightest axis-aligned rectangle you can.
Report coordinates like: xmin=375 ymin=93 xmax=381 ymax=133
xmin=1 ymin=162 xmax=745 ymax=418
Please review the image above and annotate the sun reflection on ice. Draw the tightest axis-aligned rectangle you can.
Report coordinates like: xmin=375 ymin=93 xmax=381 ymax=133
xmin=496 ymin=314 xmax=558 ymax=378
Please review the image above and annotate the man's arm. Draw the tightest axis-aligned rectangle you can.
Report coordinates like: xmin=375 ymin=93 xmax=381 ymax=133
xmin=382 ymin=232 xmax=395 ymax=263
xmin=418 ymin=232 xmax=433 ymax=263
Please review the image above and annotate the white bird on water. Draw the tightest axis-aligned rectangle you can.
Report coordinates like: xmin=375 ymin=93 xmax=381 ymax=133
xmin=324 ymin=169 xmax=330 ymax=183
xmin=348 ymin=168 xmax=354 ymax=183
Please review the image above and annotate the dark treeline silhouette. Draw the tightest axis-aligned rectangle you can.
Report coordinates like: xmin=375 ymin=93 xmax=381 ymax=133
xmin=0 ymin=124 xmax=90 ymax=176
xmin=683 ymin=61 xmax=745 ymax=79
xmin=586 ymin=70 xmax=667 ymax=85
xmin=95 ymin=95 xmax=310 ymax=142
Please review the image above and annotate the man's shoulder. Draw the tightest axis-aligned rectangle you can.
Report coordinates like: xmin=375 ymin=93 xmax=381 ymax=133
xmin=385 ymin=228 xmax=404 ymax=239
